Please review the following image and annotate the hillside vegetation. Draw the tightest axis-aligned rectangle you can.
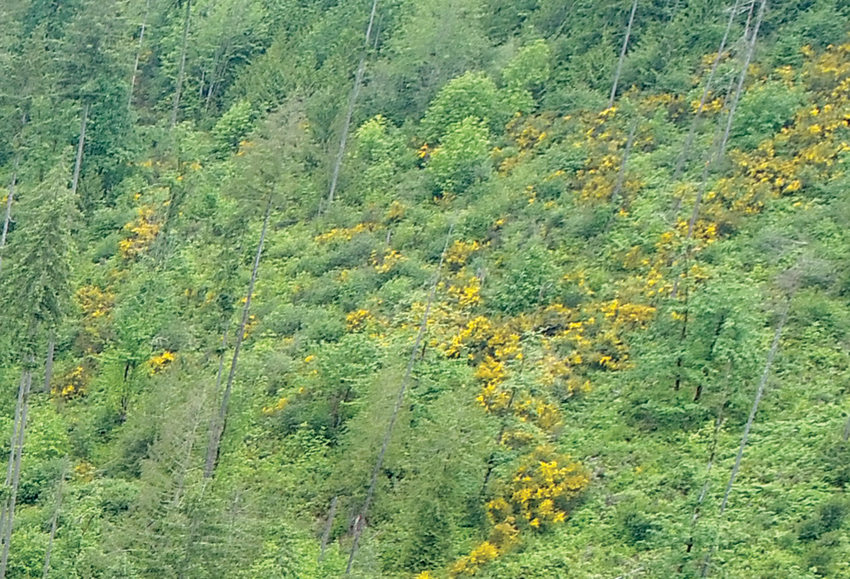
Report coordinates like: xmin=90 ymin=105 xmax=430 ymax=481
xmin=0 ymin=0 xmax=849 ymax=577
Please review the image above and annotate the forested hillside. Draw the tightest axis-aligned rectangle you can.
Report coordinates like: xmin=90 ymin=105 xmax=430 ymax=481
xmin=0 ymin=0 xmax=848 ymax=577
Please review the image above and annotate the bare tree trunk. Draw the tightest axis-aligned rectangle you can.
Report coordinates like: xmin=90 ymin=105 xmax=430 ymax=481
xmin=204 ymin=195 xmax=272 ymax=478
xmin=669 ymin=73 xmax=737 ymax=299
xmin=718 ymin=0 xmax=766 ymax=158
xmin=178 ymin=326 xmax=230 ymax=578
xmin=346 ymin=223 xmax=454 ymax=575
xmin=608 ymin=119 xmax=639 ymax=228
xmin=672 ymin=0 xmax=753 ymax=217
xmin=203 ymin=4 xmax=245 ymax=113
xmin=41 ymin=458 xmax=67 ymax=579
xmin=170 ymin=0 xmax=192 ymax=128
xmin=684 ymin=398 xmax=726 ymax=558
xmin=668 ymin=0 xmax=758 ymax=294
xmin=318 ymin=496 xmax=338 ymax=562
xmin=71 ymin=104 xmax=89 ymax=197
xmin=671 ymin=0 xmax=744 ymax=186
xmin=0 ymin=158 xmax=19 ymax=274
xmin=128 ymin=0 xmax=151 ymax=109
xmin=326 ymin=0 xmax=380 ymax=207
xmin=0 ymin=372 xmax=26 ymax=552
xmin=43 ymin=334 xmax=55 ymax=393
xmin=0 ymin=367 xmax=33 ymax=578
xmin=608 ymin=0 xmax=638 ymax=108
xmin=701 ymin=301 xmax=788 ymax=577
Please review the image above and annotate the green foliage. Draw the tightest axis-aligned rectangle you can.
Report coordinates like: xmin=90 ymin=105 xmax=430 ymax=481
xmin=0 ymin=2 xmax=847 ymax=577
xmin=213 ymin=99 xmax=256 ymax=151
xmin=799 ymin=497 xmax=849 ymax=542
xmin=427 ymin=116 xmax=492 ymax=194
xmin=732 ymin=81 xmax=805 ymax=150
xmin=502 ymin=39 xmax=551 ymax=109
xmin=422 ymin=72 xmax=505 ymax=142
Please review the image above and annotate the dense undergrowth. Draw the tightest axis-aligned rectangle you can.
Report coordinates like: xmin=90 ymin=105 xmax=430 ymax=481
xmin=0 ymin=0 xmax=848 ymax=577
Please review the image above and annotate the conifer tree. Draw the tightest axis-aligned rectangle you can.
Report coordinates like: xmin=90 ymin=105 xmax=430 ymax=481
xmin=0 ymin=160 xmax=75 ymax=578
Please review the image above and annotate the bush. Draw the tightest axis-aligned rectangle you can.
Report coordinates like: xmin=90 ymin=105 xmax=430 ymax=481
xmin=799 ymin=497 xmax=848 ymax=542
xmin=427 ymin=117 xmax=492 ymax=194
xmin=421 ymin=72 xmax=507 ymax=142
xmin=731 ymin=82 xmax=803 ymax=150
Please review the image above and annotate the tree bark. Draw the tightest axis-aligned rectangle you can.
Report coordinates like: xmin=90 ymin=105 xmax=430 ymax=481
xmin=170 ymin=0 xmax=192 ymax=128
xmin=669 ymin=73 xmax=737 ymax=299
xmin=318 ymin=495 xmax=338 ymax=562
xmin=607 ymin=119 xmax=639 ymax=229
xmin=671 ymin=0 xmax=743 ymax=186
xmin=41 ymin=459 xmax=67 ymax=578
xmin=0 ymin=159 xmax=18 ymax=274
xmin=0 ymin=367 xmax=32 ymax=579
xmin=326 ymin=0 xmax=380 ymax=207
xmin=128 ymin=0 xmax=151 ymax=110
xmin=71 ymin=104 xmax=88 ymax=197
xmin=346 ymin=223 xmax=454 ymax=575
xmin=43 ymin=334 xmax=55 ymax=393
xmin=717 ymin=0 xmax=766 ymax=158
xmin=608 ymin=0 xmax=638 ymax=108
xmin=684 ymin=398 xmax=726 ymax=558
xmin=701 ymin=300 xmax=788 ymax=577
xmin=204 ymin=195 xmax=272 ymax=478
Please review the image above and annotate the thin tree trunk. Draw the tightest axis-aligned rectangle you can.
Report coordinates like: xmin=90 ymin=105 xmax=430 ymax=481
xmin=128 ymin=0 xmax=151 ymax=109
xmin=71 ymin=104 xmax=88 ymax=197
xmin=717 ymin=0 xmax=766 ymax=158
xmin=345 ymin=223 xmax=454 ymax=575
xmin=480 ymin=390 xmax=517 ymax=497
xmin=843 ymin=414 xmax=850 ymax=442
xmin=213 ymin=324 xmax=229 ymax=397
xmin=0 ymin=367 xmax=32 ymax=578
xmin=318 ymin=495 xmax=338 ymax=562
xmin=701 ymin=301 xmax=788 ymax=577
xmin=43 ymin=334 xmax=55 ymax=393
xmin=204 ymin=4 xmax=244 ymax=113
xmin=41 ymin=458 xmax=67 ymax=579
xmin=326 ymin=0 xmax=380 ymax=207
xmin=608 ymin=119 xmax=639 ymax=227
xmin=0 ymin=372 xmax=26 ymax=551
xmin=671 ymin=0 xmax=743 ymax=185
xmin=608 ymin=0 xmax=638 ymax=108
xmin=669 ymin=73 xmax=737 ymax=299
xmin=204 ymin=195 xmax=272 ymax=478
xmin=172 ymin=393 xmax=206 ymax=508
xmin=0 ymin=158 xmax=19 ymax=274
xmin=178 ymin=326 xmax=230 ymax=578
xmin=667 ymin=10 xmax=751 ymax=253
xmin=684 ymin=397 xmax=726 ymax=557
xmin=673 ymin=288 xmax=688 ymax=390
xmin=170 ymin=0 xmax=192 ymax=128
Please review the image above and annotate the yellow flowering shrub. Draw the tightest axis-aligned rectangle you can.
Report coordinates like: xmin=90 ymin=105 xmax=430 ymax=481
xmin=372 ymin=249 xmax=405 ymax=273
xmin=314 ymin=222 xmax=377 ymax=244
xmin=148 ymin=351 xmax=176 ymax=373
xmin=449 ymin=541 xmax=500 ymax=577
xmin=54 ymin=365 xmax=88 ymax=399
xmin=501 ymin=446 xmax=589 ymax=530
xmin=445 ymin=240 xmax=482 ymax=269
xmin=448 ymin=275 xmax=482 ymax=308
xmin=119 ymin=206 xmax=160 ymax=259
xmin=346 ymin=309 xmax=374 ymax=331
xmin=262 ymin=396 xmax=288 ymax=415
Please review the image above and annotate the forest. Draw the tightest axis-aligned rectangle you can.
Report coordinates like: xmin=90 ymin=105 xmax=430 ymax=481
xmin=0 ymin=0 xmax=848 ymax=577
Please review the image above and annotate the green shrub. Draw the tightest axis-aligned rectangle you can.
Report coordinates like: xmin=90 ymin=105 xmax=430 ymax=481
xmin=427 ymin=117 xmax=493 ymax=194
